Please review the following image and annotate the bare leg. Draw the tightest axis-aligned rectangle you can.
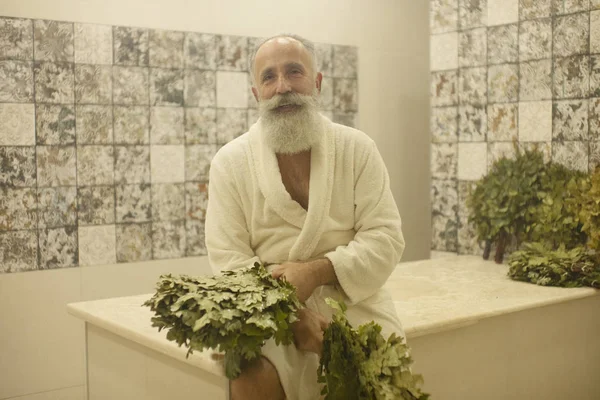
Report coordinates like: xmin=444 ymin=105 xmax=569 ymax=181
xmin=230 ymin=356 xmax=286 ymax=400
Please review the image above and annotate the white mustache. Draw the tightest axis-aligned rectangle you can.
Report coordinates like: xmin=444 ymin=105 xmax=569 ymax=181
xmin=260 ymin=93 xmax=316 ymax=112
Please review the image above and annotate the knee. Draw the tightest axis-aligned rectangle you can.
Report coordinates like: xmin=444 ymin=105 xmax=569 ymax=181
xmin=230 ymin=357 xmax=285 ymax=400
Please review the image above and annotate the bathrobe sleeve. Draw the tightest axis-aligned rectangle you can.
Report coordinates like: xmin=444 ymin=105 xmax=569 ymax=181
xmin=325 ymin=141 xmax=405 ymax=305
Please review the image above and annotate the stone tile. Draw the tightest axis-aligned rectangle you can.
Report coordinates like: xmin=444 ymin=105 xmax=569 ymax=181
xmin=36 ymin=146 xmax=76 ymax=187
xmin=519 ymin=60 xmax=552 ymax=101
xmin=38 ymin=226 xmax=78 ymax=269
xmin=553 ymin=13 xmax=589 ymax=58
xmin=186 ymin=219 xmax=207 ymax=256
xmin=519 ymin=19 xmax=551 ymax=61
xmin=74 ymin=23 xmax=112 ymax=64
xmin=320 ymin=76 xmax=334 ymax=111
xmin=520 ymin=0 xmax=552 ymax=20
xmin=459 ymin=0 xmax=487 ymax=29
xmin=590 ymin=55 xmax=600 ymax=97
xmin=458 ymin=28 xmax=487 ymax=67
xmin=333 ymin=78 xmax=358 ymax=112
xmin=116 ymin=223 xmax=153 ymax=263
xmin=487 ymin=24 xmax=518 ymax=65
xmin=74 ymin=64 xmax=112 ymax=104
xmin=78 ymin=225 xmax=116 ymax=266
xmin=0 ymin=146 xmax=36 ymax=187
xmin=0 ymin=230 xmax=38 ymax=273
xmin=431 ymin=143 xmax=458 ymax=179
xmin=593 ymin=0 xmax=600 ymax=8
xmin=430 ymin=32 xmax=459 ymax=71
xmin=552 ymin=0 xmax=589 ymax=14
xmin=458 ymin=67 xmax=486 ymax=105
xmin=519 ymin=101 xmax=553 ymax=141
xmin=457 ymin=180 xmax=483 ymax=256
xmin=33 ymin=20 xmax=73 ymax=62
xmin=113 ymin=66 xmax=149 ymax=105
xmin=591 ymin=10 xmax=600 ymax=54
xmin=185 ymin=182 xmax=208 ymax=221
xmin=487 ymin=64 xmax=518 ymax=103
xmin=520 ymin=141 xmax=552 ymax=162
xmin=216 ymin=108 xmax=247 ymax=144
xmin=114 ymin=146 xmax=150 ymax=184
xmin=315 ymin=43 xmax=333 ymax=76
xmin=185 ymin=145 xmax=218 ymax=182
xmin=487 ymin=0 xmax=519 ymax=25
xmin=458 ymin=105 xmax=487 ymax=141
xmin=151 ymin=145 xmax=185 ymax=183
xmin=431 ymin=179 xmax=458 ymax=252
xmin=0 ymin=60 xmax=34 ymax=102
xmin=332 ymin=45 xmax=358 ymax=78
xmin=552 ymin=141 xmax=589 ymax=172
xmin=76 ymin=146 xmax=114 ymax=186
xmin=113 ymin=26 xmax=148 ymax=66
xmin=185 ymin=108 xmax=217 ymax=144
xmin=431 ymin=107 xmax=458 ymax=143
xmin=150 ymin=107 xmax=184 ymax=144
xmin=487 ymin=103 xmax=518 ymax=141
xmin=333 ymin=112 xmax=359 ymax=128
xmin=184 ymin=32 xmax=217 ymax=70
xmin=77 ymin=186 xmax=115 ymax=226
xmin=553 ymin=100 xmax=588 ymax=141
xmin=0 ymin=17 xmax=33 ymax=60
xmin=152 ymin=183 xmax=185 ymax=221
xmin=37 ymin=187 xmax=77 ymax=228
xmin=152 ymin=220 xmax=185 ymax=259
xmin=216 ymin=35 xmax=247 ymax=71
xmin=0 ymin=187 xmax=37 ymax=230
xmin=431 ymin=70 xmax=458 ymax=106
xmin=458 ymin=142 xmax=487 ymax=180
xmin=553 ymin=55 xmax=590 ymax=99
xmin=216 ymin=71 xmax=248 ymax=108
xmin=76 ymin=105 xmax=113 ymax=144
xmin=149 ymin=29 xmax=184 ymax=68
xmin=36 ymin=104 xmax=75 ymax=145
xmin=113 ymin=106 xmax=150 ymax=144
xmin=34 ymin=61 xmax=74 ymax=103
xmin=0 ymin=103 xmax=35 ymax=145
xmin=589 ymin=97 xmax=600 ymax=139
xmin=590 ymin=141 xmax=600 ymax=171
xmin=184 ymin=69 xmax=216 ymax=107
xmin=115 ymin=184 xmax=152 ymax=223
xmin=431 ymin=0 xmax=459 ymax=33
xmin=150 ymin=68 xmax=183 ymax=106
xmin=487 ymin=142 xmax=517 ymax=171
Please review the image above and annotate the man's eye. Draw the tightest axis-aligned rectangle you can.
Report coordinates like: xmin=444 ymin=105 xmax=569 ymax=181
xmin=263 ymin=75 xmax=274 ymax=82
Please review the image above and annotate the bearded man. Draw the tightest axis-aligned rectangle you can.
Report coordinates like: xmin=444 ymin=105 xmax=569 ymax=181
xmin=205 ymin=34 xmax=406 ymax=400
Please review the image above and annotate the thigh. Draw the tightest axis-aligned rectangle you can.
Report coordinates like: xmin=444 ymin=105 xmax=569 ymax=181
xmin=230 ymin=356 xmax=285 ymax=400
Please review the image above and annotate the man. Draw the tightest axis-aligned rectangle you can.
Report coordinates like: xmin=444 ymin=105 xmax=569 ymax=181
xmin=205 ymin=34 xmax=405 ymax=400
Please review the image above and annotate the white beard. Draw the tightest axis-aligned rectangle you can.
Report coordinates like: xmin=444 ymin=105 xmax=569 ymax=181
xmin=258 ymin=92 xmax=323 ymax=154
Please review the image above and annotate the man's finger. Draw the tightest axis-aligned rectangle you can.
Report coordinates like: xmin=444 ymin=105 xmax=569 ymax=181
xmin=271 ymin=268 xmax=284 ymax=279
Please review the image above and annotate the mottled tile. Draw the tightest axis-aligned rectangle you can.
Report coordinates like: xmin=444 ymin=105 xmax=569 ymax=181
xmin=590 ymin=56 xmax=600 ymax=97
xmin=115 ymin=184 xmax=151 ymax=223
xmin=431 ymin=107 xmax=458 ymax=143
xmin=315 ymin=43 xmax=333 ymax=76
xmin=216 ymin=108 xmax=247 ymax=144
xmin=591 ymin=11 xmax=600 ymax=53
xmin=459 ymin=0 xmax=487 ymax=29
xmin=458 ymin=67 xmax=486 ymax=105
xmin=77 ymin=186 xmax=115 ymax=225
xmin=152 ymin=183 xmax=185 ymax=221
xmin=0 ymin=103 xmax=35 ymax=145
xmin=184 ymin=32 xmax=217 ymax=70
xmin=487 ymin=24 xmax=518 ymax=65
xmin=0 ymin=230 xmax=37 ymax=273
xmin=431 ymin=143 xmax=458 ymax=179
xmin=36 ymin=146 xmax=76 ymax=187
xmin=458 ymin=142 xmax=488 ymax=180
xmin=333 ymin=112 xmax=359 ymax=128
xmin=487 ymin=103 xmax=518 ymax=141
xmin=431 ymin=179 xmax=458 ymax=252
xmin=519 ymin=60 xmax=552 ymax=101
xmin=0 ymin=17 xmax=33 ymax=60
xmin=487 ymin=142 xmax=517 ymax=171
xmin=217 ymin=35 xmax=247 ymax=71
xmin=76 ymin=146 xmax=114 ymax=186
xmin=33 ymin=20 xmax=73 ymax=62
xmin=150 ymin=107 xmax=184 ymax=144
xmin=458 ymin=105 xmax=487 ymax=141
xmin=185 ymin=145 xmax=217 ymax=182
xmin=152 ymin=220 xmax=185 ymax=259
xmin=186 ymin=182 xmax=208 ymax=221
xmin=333 ymin=78 xmax=358 ymax=112
xmin=553 ymin=100 xmax=588 ymax=141
xmin=116 ymin=223 xmax=152 ymax=262
xmin=36 ymin=104 xmax=75 ymax=145
xmin=113 ymin=66 xmax=149 ymax=105
xmin=216 ymin=71 xmax=248 ymax=108
xmin=113 ymin=106 xmax=150 ymax=144
xmin=488 ymin=0 xmax=519 ymax=25
xmin=74 ymin=64 xmax=112 ymax=104
xmin=552 ymin=141 xmax=589 ymax=172
xmin=431 ymin=0 xmax=459 ymax=33
xmin=74 ymin=23 xmax=112 ymax=64
xmin=552 ymin=0 xmax=589 ymax=14
xmin=149 ymin=29 xmax=184 ymax=68
xmin=590 ymin=141 xmax=600 ymax=171
xmin=34 ymin=61 xmax=74 ymax=103
xmin=553 ymin=55 xmax=589 ymax=99
xmin=487 ymin=64 xmax=518 ymax=103
xmin=593 ymin=0 xmax=600 ymax=8
xmin=114 ymin=146 xmax=150 ymax=184
xmin=0 ymin=60 xmax=33 ymax=102
xmin=113 ymin=26 xmax=148 ymax=66
xmin=430 ymin=32 xmax=459 ymax=71
xmin=78 ymin=225 xmax=116 ymax=266
xmin=185 ymin=69 xmax=216 ymax=107
xmin=39 ymin=226 xmax=78 ymax=269
xmin=458 ymin=28 xmax=487 ymax=67
xmin=332 ymin=45 xmax=357 ymax=78
xmin=431 ymin=70 xmax=458 ymax=106
xmin=519 ymin=19 xmax=552 ymax=61
xmin=76 ymin=105 xmax=113 ymax=144
xmin=151 ymin=145 xmax=185 ymax=183
xmin=589 ymin=97 xmax=600 ymax=139
xmin=150 ymin=68 xmax=183 ymax=106
xmin=320 ymin=76 xmax=334 ymax=111
xmin=0 ymin=188 xmax=37 ymax=230
xmin=186 ymin=219 xmax=207 ymax=256
xmin=553 ymin=13 xmax=589 ymax=58
xmin=519 ymin=101 xmax=553 ymax=141
xmin=457 ymin=180 xmax=483 ymax=256
xmin=185 ymin=108 xmax=217 ymax=144
xmin=37 ymin=187 xmax=77 ymax=228
xmin=520 ymin=0 xmax=552 ymax=19
xmin=0 ymin=146 xmax=36 ymax=187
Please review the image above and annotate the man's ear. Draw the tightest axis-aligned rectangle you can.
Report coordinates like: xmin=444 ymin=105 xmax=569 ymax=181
xmin=252 ymin=86 xmax=259 ymax=103
xmin=315 ymin=72 xmax=323 ymax=93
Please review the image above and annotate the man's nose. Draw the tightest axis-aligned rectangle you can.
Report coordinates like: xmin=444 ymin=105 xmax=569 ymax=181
xmin=275 ymin=76 xmax=292 ymax=94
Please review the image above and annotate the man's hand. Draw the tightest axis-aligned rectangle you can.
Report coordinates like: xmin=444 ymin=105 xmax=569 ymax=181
xmin=291 ymin=308 xmax=329 ymax=356
xmin=271 ymin=261 xmax=319 ymax=303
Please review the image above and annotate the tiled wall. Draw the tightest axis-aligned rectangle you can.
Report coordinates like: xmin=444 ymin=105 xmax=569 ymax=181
xmin=430 ymin=0 xmax=600 ymax=254
xmin=0 ymin=16 xmax=359 ymax=273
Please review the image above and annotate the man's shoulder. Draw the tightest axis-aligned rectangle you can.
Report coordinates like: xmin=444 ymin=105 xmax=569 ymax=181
xmin=328 ymin=119 xmax=374 ymax=146
xmin=212 ymin=131 xmax=251 ymax=168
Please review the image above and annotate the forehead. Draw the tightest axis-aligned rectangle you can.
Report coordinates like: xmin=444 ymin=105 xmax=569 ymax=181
xmin=253 ymin=37 xmax=313 ymax=74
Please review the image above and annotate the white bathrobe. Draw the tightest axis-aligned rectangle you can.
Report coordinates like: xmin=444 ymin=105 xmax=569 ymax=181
xmin=205 ymin=115 xmax=406 ymax=400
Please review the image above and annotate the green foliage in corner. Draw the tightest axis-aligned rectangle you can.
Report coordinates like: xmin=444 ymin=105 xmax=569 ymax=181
xmin=578 ymin=167 xmax=600 ymax=252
